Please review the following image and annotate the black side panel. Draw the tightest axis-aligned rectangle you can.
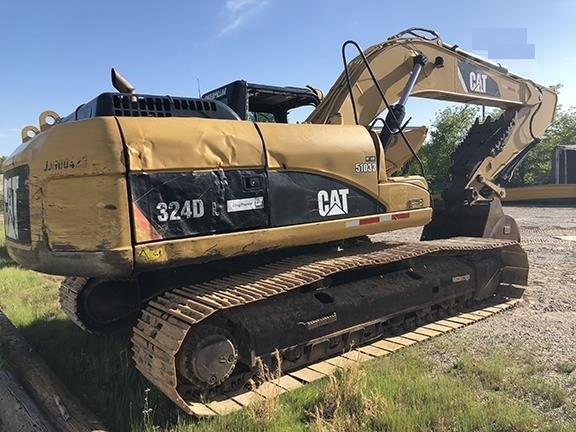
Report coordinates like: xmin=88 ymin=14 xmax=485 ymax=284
xmin=130 ymin=170 xmax=385 ymax=243
xmin=130 ymin=170 xmax=268 ymax=241
xmin=268 ymin=172 xmax=386 ymax=226
xmin=202 ymin=81 xmax=249 ymax=120
xmin=61 ymin=93 xmax=241 ymax=123
xmin=566 ymin=149 xmax=576 ymax=183
xmin=3 ymin=165 xmax=31 ymax=244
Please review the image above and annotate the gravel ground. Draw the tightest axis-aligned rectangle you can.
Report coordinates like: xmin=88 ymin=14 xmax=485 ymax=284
xmin=380 ymin=205 xmax=576 ymax=422
xmin=379 ymin=205 xmax=576 ymax=361
xmin=490 ymin=206 xmax=576 ymax=363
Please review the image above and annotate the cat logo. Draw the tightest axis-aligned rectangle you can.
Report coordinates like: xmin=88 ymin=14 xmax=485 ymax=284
xmin=318 ymin=189 xmax=349 ymax=217
xmin=469 ymin=71 xmax=488 ymax=93
xmin=458 ymin=61 xmax=500 ymax=97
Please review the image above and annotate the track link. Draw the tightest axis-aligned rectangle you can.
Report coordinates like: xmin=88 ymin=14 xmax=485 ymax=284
xmin=130 ymin=237 xmax=526 ymax=415
xmin=59 ymin=276 xmax=90 ymax=331
xmin=192 ymin=297 xmax=521 ymax=416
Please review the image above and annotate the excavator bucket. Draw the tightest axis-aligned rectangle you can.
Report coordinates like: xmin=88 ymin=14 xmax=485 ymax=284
xmin=421 ymin=198 xmax=527 ymax=287
xmin=421 ymin=198 xmax=519 ymax=242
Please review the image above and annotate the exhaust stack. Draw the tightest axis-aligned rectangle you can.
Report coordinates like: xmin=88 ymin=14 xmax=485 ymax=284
xmin=111 ymin=68 xmax=136 ymax=94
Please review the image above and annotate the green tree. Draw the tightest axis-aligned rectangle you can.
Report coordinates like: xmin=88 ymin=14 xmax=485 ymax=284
xmin=248 ymin=112 xmax=275 ymax=122
xmin=508 ymin=106 xmax=576 ymax=185
xmin=405 ymin=102 xmax=574 ymax=191
xmin=411 ymin=105 xmax=480 ymax=192
xmin=0 ymin=155 xmax=5 ymax=174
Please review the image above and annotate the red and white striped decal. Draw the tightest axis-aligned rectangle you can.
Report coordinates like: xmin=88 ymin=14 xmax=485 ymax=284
xmin=345 ymin=212 xmax=410 ymax=228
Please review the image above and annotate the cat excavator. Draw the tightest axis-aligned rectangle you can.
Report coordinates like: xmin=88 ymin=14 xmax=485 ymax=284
xmin=2 ymin=28 xmax=557 ymax=415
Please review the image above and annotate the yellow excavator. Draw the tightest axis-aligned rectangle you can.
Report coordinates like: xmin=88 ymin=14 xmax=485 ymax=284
xmin=2 ymin=28 xmax=557 ymax=414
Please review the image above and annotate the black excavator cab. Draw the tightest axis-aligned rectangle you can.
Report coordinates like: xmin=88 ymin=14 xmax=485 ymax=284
xmin=202 ymin=80 xmax=321 ymax=123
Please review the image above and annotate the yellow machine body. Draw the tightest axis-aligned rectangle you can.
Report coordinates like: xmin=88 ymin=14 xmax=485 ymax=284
xmin=4 ymin=117 xmax=430 ymax=277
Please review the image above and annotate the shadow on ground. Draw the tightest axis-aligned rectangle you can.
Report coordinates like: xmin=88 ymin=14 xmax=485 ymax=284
xmin=20 ymin=317 xmax=184 ymax=431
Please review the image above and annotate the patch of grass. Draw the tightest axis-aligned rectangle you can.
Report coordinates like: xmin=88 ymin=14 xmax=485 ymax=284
xmin=556 ymin=361 xmax=576 ymax=375
xmin=0 ymin=226 xmax=12 ymax=372
xmin=362 ymin=352 xmax=549 ymax=432
xmin=0 ymin=225 xmax=13 ymax=267
xmin=531 ymin=381 xmax=568 ymax=410
xmin=450 ymin=352 xmax=509 ymax=391
xmin=245 ymin=353 xmax=284 ymax=428
xmin=311 ymin=360 xmax=368 ymax=431
xmin=0 ymin=229 xmax=63 ymax=331
xmin=0 ymin=267 xmax=60 ymax=325
xmin=446 ymin=348 xmax=571 ymax=413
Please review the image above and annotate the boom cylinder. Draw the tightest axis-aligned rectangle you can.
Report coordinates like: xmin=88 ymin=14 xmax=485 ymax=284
xmin=380 ymin=54 xmax=427 ymax=149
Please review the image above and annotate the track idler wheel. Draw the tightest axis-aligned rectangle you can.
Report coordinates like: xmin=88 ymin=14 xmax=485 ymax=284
xmin=176 ymin=325 xmax=238 ymax=391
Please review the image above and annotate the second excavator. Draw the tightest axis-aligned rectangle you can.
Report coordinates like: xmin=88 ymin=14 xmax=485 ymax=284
xmin=2 ymin=28 xmax=557 ymax=414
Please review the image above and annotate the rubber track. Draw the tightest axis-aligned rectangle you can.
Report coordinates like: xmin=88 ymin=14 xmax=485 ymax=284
xmin=130 ymin=237 xmax=521 ymax=416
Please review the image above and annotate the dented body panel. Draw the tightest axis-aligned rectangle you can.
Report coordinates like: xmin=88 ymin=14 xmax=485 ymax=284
xmin=3 ymin=118 xmax=133 ymax=276
xmin=4 ymin=116 xmax=431 ymax=277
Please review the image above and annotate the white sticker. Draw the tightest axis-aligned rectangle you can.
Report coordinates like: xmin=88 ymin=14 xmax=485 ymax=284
xmin=452 ymin=274 xmax=471 ymax=283
xmin=227 ymin=197 xmax=264 ymax=213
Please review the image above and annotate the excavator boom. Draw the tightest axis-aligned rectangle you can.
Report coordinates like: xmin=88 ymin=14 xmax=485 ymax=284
xmin=307 ymin=28 xmax=557 ymax=200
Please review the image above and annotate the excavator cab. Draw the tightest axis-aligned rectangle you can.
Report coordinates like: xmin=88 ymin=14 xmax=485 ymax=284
xmin=202 ymin=80 xmax=321 ymax=123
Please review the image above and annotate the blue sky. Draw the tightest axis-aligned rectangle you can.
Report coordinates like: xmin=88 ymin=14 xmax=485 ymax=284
xmin=1 ymin=0 xmax=575 ymax=156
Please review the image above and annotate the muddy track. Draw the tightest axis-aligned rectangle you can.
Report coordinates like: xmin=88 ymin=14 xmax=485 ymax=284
xmin=175 ymin=297 xmax=522 ymax=416
xmin=129 ymin=237 xmax=523 ymax=416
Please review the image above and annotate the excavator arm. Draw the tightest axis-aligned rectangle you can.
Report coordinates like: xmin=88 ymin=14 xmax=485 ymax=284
xmin=306 ymin=28 xmax=557 ymax=204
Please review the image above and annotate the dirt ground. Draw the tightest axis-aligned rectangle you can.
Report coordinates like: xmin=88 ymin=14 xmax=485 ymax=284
xmin=383 ymin=205 xmax=576 ymax=361
xmin=473 ymin=206 xmax=576 ymax=362
xmin=383 ymin=205 xmax=576 ymax=421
